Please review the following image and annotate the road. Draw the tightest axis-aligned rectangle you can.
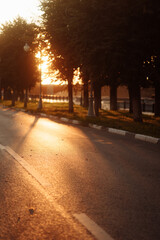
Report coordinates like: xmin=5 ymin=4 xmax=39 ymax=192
xmin=0 ymin=107 xmax=160 ymax=240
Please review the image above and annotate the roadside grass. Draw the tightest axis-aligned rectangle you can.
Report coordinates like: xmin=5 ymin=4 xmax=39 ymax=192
xmin=0 ymin=100 xmax=160 ymax=138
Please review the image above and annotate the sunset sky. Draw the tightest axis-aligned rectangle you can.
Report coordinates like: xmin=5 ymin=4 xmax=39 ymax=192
xmin=0 ymin=0 xmax=42 ymax=25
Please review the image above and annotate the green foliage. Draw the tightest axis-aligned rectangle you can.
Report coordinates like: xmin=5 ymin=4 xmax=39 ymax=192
xmin=41 ymin=0 xmax=160 ymax=83
xmin=121 ymin=1 xmax=160 ymax=84
xmin=0 ymin=17 xmax=39 ymax=93
xmin=41 ymin=0 xmax=77 ymax=75
xmin=40 ymin=0 xmax=160 ymax=119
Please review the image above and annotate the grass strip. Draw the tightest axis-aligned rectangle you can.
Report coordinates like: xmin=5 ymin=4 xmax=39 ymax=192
xmin=1 ymin=100 xmax=160 ymax=138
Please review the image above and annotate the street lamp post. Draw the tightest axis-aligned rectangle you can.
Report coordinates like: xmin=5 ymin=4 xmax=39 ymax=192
xmin=37 ymin=49 xmax=42 ymax=110
xmin=23 ymin=43 xmax=30 ymax=108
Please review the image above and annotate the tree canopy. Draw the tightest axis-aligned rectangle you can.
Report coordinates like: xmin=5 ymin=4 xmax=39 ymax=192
xmin=0 ymin=17 xmax=39 ymax=97
xmin=41 ymin=0 xmax=160 ymax=118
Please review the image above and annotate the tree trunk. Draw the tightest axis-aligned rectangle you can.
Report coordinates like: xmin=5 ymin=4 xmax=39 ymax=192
xmin=24 ymin=88 xmax=28 ymax=108
xmin=11 ymin=89 xmax=16 ymax=106
xmin=3 ymin=88 xmax=7 ymax=100
xmin=68 ymin=77 xmax=73 ymax=113
xmin=0 ymin=77 xmax=1 ymax=100
xmin=110 ymin=83 xmax=117 ymax=110
xmin=19 ymin=90 xmax=24 ymax=102
xmin=83 ymin=82 xmax=89 ymax=108
xmin=94 ymin=84 xmax=101 ymax=117
xmin=99 ymin=86 xmax=102 ymax=109
xmin=128 ymin=86 xmax=133 ymax=113
xmin=132 ymin=83 xmax=143 ymax=122
xmin=4 ymin=88 xmax=11 ymax=100
xmin=154 ymin=77 xmax=160 ymax=116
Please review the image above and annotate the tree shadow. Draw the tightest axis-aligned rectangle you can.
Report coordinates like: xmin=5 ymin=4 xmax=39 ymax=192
xmin=15 ymin=116 xmax=39 ymax=152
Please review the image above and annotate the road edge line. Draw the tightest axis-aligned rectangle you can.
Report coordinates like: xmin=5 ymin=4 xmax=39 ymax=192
xmin=5 ymin=146 xmax=51 ymax=188
xmin=73 ymin=213 xmax=114 ymax=240
xmin=0 ymin=144 xmax=5 ymax=150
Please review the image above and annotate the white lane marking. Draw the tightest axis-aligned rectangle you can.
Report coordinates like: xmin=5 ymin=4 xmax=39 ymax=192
xmin=74 ymin=213 xmax=114 ymax=240
xmin=0 ymin=144 xmax=5 ymax=150
xmin=5 ymin=146 xmax=51 ymax=188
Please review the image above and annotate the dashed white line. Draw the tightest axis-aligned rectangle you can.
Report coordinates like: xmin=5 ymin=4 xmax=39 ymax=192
xmin=74 ymin=213 xmax=114 ymax=240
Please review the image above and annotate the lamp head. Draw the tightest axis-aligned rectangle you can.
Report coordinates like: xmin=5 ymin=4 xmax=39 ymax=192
xmin=24 ymin=43 xmax=30 ymax=52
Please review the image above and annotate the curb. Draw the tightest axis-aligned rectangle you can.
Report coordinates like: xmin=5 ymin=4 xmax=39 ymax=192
xmin=108 ymin=128 xmax=126 ymax=136
xmin=60 ymin=117 xmax=69 ymax=123
xmin=1 ymin=106 xmax=160 ymax=145
xmin=81 ymin=123 xmax=160 ymax=145
xmin=40 ymin=113 xmax=47 ymax=117
xmin=135 ymin=134 xmax=160 ymax=144
xmin=89 ymin=124 xmax=103 ymax=130
xmin=72 ymin=119 xmax=81 ymax=125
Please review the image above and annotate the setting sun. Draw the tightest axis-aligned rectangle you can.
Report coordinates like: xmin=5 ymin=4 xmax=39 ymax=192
xmin=36 ymin=50 xmax=61 ymax=85
xmin=37 ymin=51 xmax=82 ymax=86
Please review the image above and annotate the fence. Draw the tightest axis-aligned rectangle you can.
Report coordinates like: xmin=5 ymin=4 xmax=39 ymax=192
xmin=29 ymin=95 xmax=68 ymax=102
xmin=29 ymin=95 xmax=155 ymax=113
xmin=102 ymin=98 xmax=155 ymax=113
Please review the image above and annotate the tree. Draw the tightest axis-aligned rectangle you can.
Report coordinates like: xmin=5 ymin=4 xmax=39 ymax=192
xmin=121 ymin=1 xmax=160 ymax=121
xmin=144 ymin=56 xmax=160 ymax=116
xmin=41 ymin=0 xmax=79 ymax=113
xmin=41 ymin=0 xmax=160 ymax=120
xmin=80 ymin=68 xmax=89 ymax=108
xmin=41 ymin=0 xmax=127 ymax=115
xmin=0 ymin=17 xmax=39 ymax=106
xmin=69 ymin=0 xmax=127 ymax=116
xmin=141 ymin=1 xmax=160 ymax=116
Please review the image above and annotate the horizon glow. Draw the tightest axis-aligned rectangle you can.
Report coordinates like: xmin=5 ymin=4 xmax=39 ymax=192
xmin=0 ymin=0 xmax=42 ymax=25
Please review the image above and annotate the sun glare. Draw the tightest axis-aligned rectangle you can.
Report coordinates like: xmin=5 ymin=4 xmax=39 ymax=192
xmin=41 ymin=63 xmax=82 ymax=86
xmin=36 ymin=50 xmax=82 ymax=86
xmin=37 ymin=52 xmax=61 ymax=85
xmin=73 ymin=68 xmax=82 ymax=85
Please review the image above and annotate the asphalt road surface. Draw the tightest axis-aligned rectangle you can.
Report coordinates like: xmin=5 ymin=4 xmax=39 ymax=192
xmin=0 ymin=107 xmax=160 ymax=240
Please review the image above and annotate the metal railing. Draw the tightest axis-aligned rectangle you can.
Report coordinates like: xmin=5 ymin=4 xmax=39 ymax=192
xmin=29 ymin=95 xmax=155 ymax=113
